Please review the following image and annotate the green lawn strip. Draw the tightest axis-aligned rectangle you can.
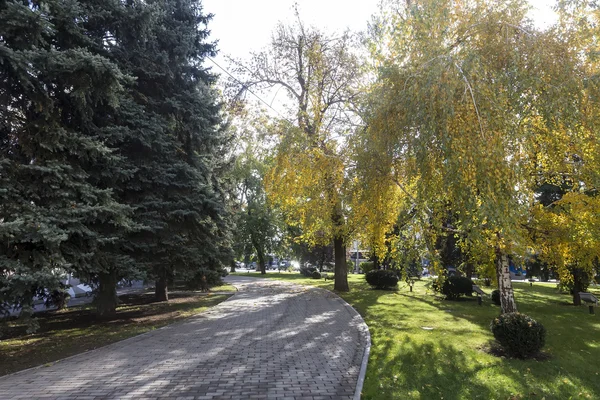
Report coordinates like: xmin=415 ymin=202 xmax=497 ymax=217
xmin=208 ymin=283 xmax=237 ymax=292
xmin=0 ymin=291 xmax=232 ymax=377
xmin=234 ymin=273 xmax=600 ymax=400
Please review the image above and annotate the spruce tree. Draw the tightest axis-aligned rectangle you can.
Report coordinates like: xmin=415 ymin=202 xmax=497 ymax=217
xmin=107 ymin=0 xmax=234 ymax=301
xmin=0 ymin=0 xmax=136 ymax=316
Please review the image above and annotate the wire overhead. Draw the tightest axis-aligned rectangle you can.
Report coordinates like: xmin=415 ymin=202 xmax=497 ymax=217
xmin=206 ymin=57 xmax=295 ymax=126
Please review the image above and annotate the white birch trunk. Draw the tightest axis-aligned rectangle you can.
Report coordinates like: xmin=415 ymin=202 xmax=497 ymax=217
xmin=495 ymin=247 xmax=518 ymax=314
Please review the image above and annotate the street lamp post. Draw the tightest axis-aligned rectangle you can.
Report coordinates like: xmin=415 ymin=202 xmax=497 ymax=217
xmin=353 ymin=240 xmax=360 ymax=274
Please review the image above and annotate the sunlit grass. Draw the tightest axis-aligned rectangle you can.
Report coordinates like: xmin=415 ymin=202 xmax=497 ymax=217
xmin=213 ymin=283 xmax=237 ymax=292
xmin=236 ymin=273 xmax=600 ymax=399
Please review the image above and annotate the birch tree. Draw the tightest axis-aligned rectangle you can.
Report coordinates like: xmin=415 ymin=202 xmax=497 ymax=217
xmin=358 ymin=0 xmax=598 ymax=313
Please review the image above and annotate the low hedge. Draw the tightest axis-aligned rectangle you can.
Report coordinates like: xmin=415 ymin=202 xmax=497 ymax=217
xmin=360 ymin=261 xmax=375 ymax=274
xmin=365 ymin=269 xmax=398 ymax=290
xmin=436 ymin=276 xmax=474 ymax=300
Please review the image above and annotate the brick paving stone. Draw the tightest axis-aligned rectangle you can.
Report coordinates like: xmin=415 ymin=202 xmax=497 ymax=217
xmin=0 ymin=277 xmax=368 ymax=399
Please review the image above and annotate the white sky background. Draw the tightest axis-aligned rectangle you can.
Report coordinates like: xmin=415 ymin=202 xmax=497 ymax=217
xmin=202 ymin=0 xmax=558 ymax=111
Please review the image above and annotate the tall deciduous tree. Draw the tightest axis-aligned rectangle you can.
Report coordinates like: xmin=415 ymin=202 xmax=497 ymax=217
xmin=230 ymin=14 xmax=363 ymax=291
xmin=230 ymin=110 xmax=285 ymax=275
xmin=526 ymin=1 xmax=600 ymax=305
xmin=358 ymin=0 xmax=599 ymax=313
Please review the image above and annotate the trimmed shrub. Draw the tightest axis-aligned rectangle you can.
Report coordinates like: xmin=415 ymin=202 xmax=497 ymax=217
xmin=491 ymin=289 xmax=501 ymax=305
xmin=311 ymin=270 xmax=322 ymax=279
xmin=439 ymin=276 xmax=474 ymax=300
xmin=490 ymin=312 xmax=546 ymax=358
xmin=365 ymin=270 xmax=398 ymax=290
xmin=360 ymin=261 xmax=375 ymax=274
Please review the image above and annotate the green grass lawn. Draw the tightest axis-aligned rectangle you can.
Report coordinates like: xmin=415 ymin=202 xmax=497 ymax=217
xmin=233 ymin=272 xmax=600 ymax=400
xmin=0 ymin=288 xmax=234 ymax=376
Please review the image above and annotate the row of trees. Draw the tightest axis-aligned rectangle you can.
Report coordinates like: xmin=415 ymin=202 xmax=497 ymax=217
xmin=1 ymin=0 xmax=233 ymax=318
xmin=230 ymin=0 xmax=600 ymax=312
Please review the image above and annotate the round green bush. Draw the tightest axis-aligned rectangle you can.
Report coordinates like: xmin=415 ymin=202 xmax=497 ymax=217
xmin=491 ymin=289 xmax=501 ymax=305
xmin=311 ymin=270 xmax=322 ymax=279
xmin=359 ymin=261 xmax=375 ymax=274
xmin=365 ymin=270 xmax=398 ymax=290
xmin=439 ymin=276 xmax=474 ymax=300
xmin=490 ymin=312 xmax=546 ymax=358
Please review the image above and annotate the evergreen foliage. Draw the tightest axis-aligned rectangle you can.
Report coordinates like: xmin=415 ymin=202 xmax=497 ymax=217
xmin=1 ymin=0 xmax=233 ymax=317
xmin=0 ymin=0 xmax=135 ymax=316
xmin=106 ymin=0 xmax=234 ymax=302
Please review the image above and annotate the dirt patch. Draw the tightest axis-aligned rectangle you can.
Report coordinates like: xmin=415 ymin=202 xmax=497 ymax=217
xmin=478 ymin=341 xmax=552 ymax=361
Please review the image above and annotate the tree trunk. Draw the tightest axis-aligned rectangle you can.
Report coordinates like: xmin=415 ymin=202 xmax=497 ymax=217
xmin=571 ymin=267 xmax=585 ymax=306
xmin=495 ymin=247 xmax=517 ymax=314
xmin=96 ymin=270 xmax=119 ymax=317
xmin=250 ymin=234 xmax=267 ymax=275
xmin=334 ymin=235 xmax=349 ymax=292
xmin=155 ymin=272 xmax=168 ymax=302
xmin=257 ymin=247 xmax=266 ymax=275
xmin=465 ymin=262 xmax=474 ymax=279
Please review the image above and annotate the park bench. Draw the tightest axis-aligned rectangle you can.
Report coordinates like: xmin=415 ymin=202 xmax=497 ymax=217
xmin=579 ymin=292 xmax=598 ymax=315
xmin=472 ymin=284 xmax=486 ymax=306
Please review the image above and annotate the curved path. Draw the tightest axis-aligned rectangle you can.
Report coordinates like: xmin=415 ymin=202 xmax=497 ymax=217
xmin=0 ymin=276 xmax=370 ymax=399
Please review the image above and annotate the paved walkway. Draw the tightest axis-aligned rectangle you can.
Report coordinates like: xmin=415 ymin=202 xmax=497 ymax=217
xmin=0 ymin=276 xmax=370 ymax=400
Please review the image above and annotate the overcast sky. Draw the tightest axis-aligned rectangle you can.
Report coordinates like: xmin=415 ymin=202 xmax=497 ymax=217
xmin=202 ymin=0 xmax=557 ymax=114
xmin=203 ymin=0 xmax=557 ymax=65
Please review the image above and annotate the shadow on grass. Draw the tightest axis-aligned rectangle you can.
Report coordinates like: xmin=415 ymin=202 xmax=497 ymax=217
xmin=356 ymin=283 xmax=600 ymax=399
xmin=366 ymin=334 xmax=596 ymax=400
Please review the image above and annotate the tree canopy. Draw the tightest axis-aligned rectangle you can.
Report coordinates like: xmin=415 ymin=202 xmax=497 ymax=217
xmin=230 ymin=13 xmax=364 ymax=291
xmin=355 ymin=0 xmax=600 ymax=312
